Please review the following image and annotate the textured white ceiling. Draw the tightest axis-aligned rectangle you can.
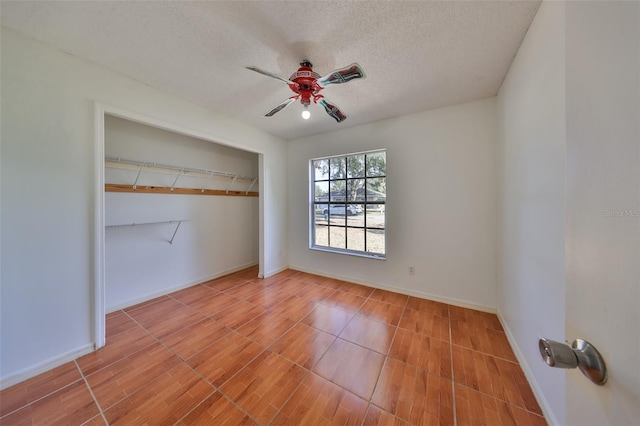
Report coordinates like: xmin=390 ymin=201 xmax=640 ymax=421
xmin=2 ymin=1 xmax=541 ymax=140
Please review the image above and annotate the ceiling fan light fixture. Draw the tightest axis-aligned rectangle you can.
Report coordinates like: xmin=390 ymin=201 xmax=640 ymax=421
xmin=301 ymin=104 xmax=310 ymax=120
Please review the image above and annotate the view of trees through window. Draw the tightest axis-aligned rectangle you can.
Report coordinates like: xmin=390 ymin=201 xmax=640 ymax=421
xmin=311 ymin=150 xmax=386 ymax=258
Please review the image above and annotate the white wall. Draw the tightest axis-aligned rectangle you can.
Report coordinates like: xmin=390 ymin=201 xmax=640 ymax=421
xmin=104 ymin=116 xmax=259 ymax=310
xmin=288 ymin=98 xmax=498 ymax=310
xmin=0 ymin=28 xmax=288 ymax=386
xmin=496 ymin=2 xmax=566 ymax=424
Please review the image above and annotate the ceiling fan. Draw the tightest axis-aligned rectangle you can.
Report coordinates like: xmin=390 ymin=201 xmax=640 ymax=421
xmin=246 ymin=60 xmax=365 ymax=122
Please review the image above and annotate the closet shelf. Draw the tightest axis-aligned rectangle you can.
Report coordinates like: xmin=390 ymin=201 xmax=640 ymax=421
xmin=105 ymin=157 xmax=257 ymax=181
xmin=105 ymin=220 xmax=187 ymax=244
xmin=105 ymin=156 xmax=258 ymax=196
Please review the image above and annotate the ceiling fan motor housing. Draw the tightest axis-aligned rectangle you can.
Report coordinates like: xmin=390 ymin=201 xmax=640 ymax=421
xmin=289 ymin=60 xmax=323 ymax=106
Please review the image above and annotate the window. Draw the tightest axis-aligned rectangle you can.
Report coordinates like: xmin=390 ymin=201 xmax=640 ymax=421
xmin=310 ymin=150 xmax=386 ymax=259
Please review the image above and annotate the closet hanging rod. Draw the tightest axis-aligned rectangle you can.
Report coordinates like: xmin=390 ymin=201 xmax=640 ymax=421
xmin=105 ymin=156 xmax=257 ymax=182
xmin=105 ymin=220 xmax=187 ymax=229
xmin=105 ymin=220 xmax=187 ymax=244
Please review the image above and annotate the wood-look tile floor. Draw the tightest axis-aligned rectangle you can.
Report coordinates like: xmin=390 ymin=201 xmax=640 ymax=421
xmin=0 ymin=267 xmax=547 ymax=425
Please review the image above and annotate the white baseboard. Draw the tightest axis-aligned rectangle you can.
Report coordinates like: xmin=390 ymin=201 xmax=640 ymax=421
xmin=288 ymin=265 xmax=496 ymax=313
xmin=106 ymin=261 xmax=259 ymax=313
xmin=497 ymin=310 xmax=559 ymax=426
xmin=0 ymin=343 xmax=94 ymax=391
xmin=263 ymin=264 xmax=289 ymax=279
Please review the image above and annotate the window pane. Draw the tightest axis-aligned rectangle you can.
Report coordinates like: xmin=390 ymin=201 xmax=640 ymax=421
xmin=314 ymin=182 xmax=329 ymax=202
xmin=347 ymin=155 xmax=365 ymax=178
xmin=329 ymin=226 xmax=346 ymax=249
xmin=313 ymin=159 xmax=329 ymax=180
xmin=329 ymin=180 xmax=346 ymax=202
xmin=326 ymin=205 xmax=346 ymax=226
xmin=347 ymin=227 xmax=365 ymax=252
xmin=315 ymin=204 xmax=328 ymax=225
xmin=347 ymin=212 xmax=365 ymax=228
xmin=367 ymin=209 xmax=385 ymax=228
xmin=347 ymin=179 xmax=365 ymax=202
xmin=366 ymin=178 xmax=386 ymax=203
xmin=366 ymin=228 xmax=385 ymax=255
xmin=366 ymin=152 xmax=386 ymax=177
xmin=330 ymin=157 xmax=345 ymax=179
xmin=314 ymin=225 xmax=328 ymax=247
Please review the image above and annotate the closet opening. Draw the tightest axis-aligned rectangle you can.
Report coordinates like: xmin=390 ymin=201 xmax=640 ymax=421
xmin=94 ymin=104 xmax=264 ymax=349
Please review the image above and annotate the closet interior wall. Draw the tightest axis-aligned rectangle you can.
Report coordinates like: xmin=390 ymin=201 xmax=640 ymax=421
xmin=104 ymin=115 xmax=259 ymax=311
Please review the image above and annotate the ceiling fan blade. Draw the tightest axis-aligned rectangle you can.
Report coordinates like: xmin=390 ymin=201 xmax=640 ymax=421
xmin=265 ymin=97 xmax=297 ymax=117
xmin=246 ymin=66 xmax=293 ymax=85
xmin=319 ymin=98 xmax=347 ymax=122
xmin=318 ymin=63 xmax=366 ymax=87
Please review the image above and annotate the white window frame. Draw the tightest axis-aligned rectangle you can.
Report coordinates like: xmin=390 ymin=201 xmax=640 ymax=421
xmin=309 ymin=150 xmax=386 ymax=259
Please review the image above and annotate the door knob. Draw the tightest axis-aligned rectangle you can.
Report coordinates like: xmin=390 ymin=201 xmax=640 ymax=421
xmin=538 ymin=338 xmax=607 ymax=385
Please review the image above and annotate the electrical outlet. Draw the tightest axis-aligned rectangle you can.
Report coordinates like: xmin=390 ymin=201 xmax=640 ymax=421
xmin=409 ymin=266 xmax=415 ymax=275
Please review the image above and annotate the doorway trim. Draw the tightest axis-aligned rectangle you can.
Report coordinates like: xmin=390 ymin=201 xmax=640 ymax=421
xmin=93 ymin=102 xmax=265 ymax=349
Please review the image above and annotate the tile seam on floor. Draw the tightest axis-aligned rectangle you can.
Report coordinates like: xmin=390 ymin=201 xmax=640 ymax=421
xmin=366 ymin=403 xmax=413 ymax=426
xmin=335 ymin=332 xmax=393 ymax=357
xmin=450 ymin=341 xmax=519 ymax=364
xmin=452 ymin=382 xmax=544 ymax=417
xmin=122 ymin=295 xmax=170 ymax=314
xmin=262 ymin=357 xmax=312 ymax=425
xmin=265 ymin=286 xmax=379 ymax=424
xmin=169 ymin=388 xmax=222 ymax=426
xmin=235 ymin=309 xmax=301 ymax=348
xmin=360 ymin=292 xmax=407 ymax=425
xmin=74 ymin=359 xmax=108 ymax=425
xmin=159 ymin=278 xmax=267 ymax=425
xmin=122 ymin=308 xmax=228 ymax=392
xmin=103 ymin=309 xmax=128 ymax=340
xmin=180 ymin=282 xmax=311 ymax=370
xmin=174 ymin=274 xmax=267 ymax=425
xmin=161 ymin=289 xmax=274 ymax=341
xmin=112 ymin=309 xmax=236 ymax=425
xmin=167 ymin=291 xmax=245 ymax=319
xmin=212 ymin=390 xmax=262 ymax=425
xmin=317 ymin=298 xmax=366 ymax=315
xmin=160 ymin=317 xmax=238 ymax=362
xmin=217 ymin=278 xmax=261 ymax=295
xmin=216 ymin=351 xmax=307 ymax=426
xmin=210 ymin=333 xmax=269 ymax=387
xmin=0 ymin=375 xmax=85 ymax=420
xmin=78 ymin=327 xmax=159 ymax=378
xmin=235 ymin=280 xmax=345 ymax=424
xmin=265 ymin=303 xmax=340 ymax=379
xmin=265 ymin=369 xmax=368 ymax=426
xmin=91 ymin=310 xmax=185 ymax=412
xmin=161 ymin=318 xmax=234 ymax=358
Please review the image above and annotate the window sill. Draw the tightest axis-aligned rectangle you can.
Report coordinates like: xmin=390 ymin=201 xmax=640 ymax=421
xmin=309 ymin=245 xmax=386 ymax=260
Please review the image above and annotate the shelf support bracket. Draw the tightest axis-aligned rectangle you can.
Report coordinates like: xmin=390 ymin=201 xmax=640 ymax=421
xmin=169 ymin=221 xmax=183 ymax=244
xmin=170 ymin=168 xmax=183 ymax=192
xmin=132 ymin=162 xmax=145 ymax=190
xmin=246 ymin=177 xmax=258 ymax=195
xmin=226 ymin=174 xmax=238 ymax=194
